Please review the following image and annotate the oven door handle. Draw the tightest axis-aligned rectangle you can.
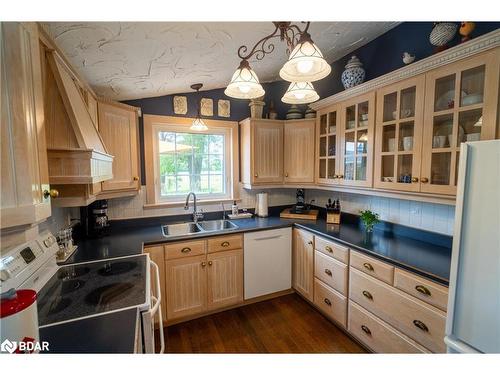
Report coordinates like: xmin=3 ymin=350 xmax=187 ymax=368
xmin=150 ymin=260 xmax=164 ymax=354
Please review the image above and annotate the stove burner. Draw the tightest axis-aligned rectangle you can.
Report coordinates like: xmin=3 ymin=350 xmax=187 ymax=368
xmin=97 ymin=261 xmax=137 ymax=277
xmin=85 ymin=282 xmax=134 ymax=307
xmin=47 ymin=297 xmax=72 ymax=316
xmin=60 ymin=279 xmax=85 ymax=295
xmin=58 ymin=266 xmax=90 ymax=280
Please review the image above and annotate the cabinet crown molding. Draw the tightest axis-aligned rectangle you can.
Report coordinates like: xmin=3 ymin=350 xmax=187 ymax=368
xmin=311 ymin=29 xmax=500 ymax=111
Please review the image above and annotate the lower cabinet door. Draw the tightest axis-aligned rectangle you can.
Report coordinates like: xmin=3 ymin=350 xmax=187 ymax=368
xmin=314 ymin=278 xmax=347 ymax=328
xmin=207 ymin=249 xmax=243 ymax=311
xmin=165 ymin=254 xmax=207 ymax=320
xmin=348 ymin=301 xmax=429 ymax=353
xmin=292 ymin=229 xmax=314 ymax=302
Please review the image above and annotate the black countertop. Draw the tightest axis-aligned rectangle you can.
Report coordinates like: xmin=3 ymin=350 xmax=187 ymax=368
xmin=67 ymin=208 xmax=452 ymax=285
xmin=39 ymin=307 xmax=139 ymax=353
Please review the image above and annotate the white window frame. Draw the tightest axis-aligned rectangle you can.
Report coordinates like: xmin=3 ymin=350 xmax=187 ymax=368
xmin=144 ymin=115 xmax=239 ymax=207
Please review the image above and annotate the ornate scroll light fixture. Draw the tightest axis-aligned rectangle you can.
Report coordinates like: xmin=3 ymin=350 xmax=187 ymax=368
xmin=190 ymin=83 xmax=208 ymax=131
xmin=225 ymin=22 xmax=330 ymax=104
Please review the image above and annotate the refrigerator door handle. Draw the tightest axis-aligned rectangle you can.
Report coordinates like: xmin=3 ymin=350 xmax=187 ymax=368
xmin=444 ymin=335 xmax=481 ymax=354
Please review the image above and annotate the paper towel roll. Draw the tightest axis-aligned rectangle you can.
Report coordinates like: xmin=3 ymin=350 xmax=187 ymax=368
xmin=255 ymin=192 xmax=268 ymax=217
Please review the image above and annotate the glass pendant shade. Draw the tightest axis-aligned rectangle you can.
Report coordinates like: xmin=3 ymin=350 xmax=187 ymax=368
xmin=190 ymin=117 xmax=208 ymax=131
xmin=279 ymin=34 xmax=331 ymax=82
xmin=281 ymin=81 xmax=319 ymax=104
xmin=224 ymin=60 xmax=265 ymax=99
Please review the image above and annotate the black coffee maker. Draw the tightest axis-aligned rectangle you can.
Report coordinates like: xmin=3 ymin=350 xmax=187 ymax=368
xmin=289 ymin=189 xmax=314 ymax=214
xmin=80 ymin=199 xmax=110 ymax=237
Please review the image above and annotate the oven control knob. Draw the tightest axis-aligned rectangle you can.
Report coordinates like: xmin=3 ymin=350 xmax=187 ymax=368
xmin=0 ymin=269 xmax=11 ymax=282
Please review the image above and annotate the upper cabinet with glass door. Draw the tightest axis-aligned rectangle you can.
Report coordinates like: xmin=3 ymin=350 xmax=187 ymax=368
xmin=374 ymin=76 xmax=425 ymax=192
xmin=421 ymin=49 xmax=499 ymax=195
xmin=338 ymin=92 xmax=375 ymax=187
xmin=316 ymin=104 xmax=340 ymax=185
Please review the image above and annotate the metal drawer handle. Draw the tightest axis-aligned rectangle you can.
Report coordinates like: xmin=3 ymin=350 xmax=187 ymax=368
xmin=325 ymin=246 xmax=333 ymax=253
xmin=415 ymin=285 xmax=431 ymax=296
xmin=361 ymin=325 xmax=372 ymax=336
xmin=324 ymin=269 xmax=332 ymax=276
xmin=363 ymin=263 xmax=374 ymax=272
xmin=362 ymin=290 xmax=373 ymax=300
xmin=181 ymin=247 xmax=192 ymax=253
xmin=413 ymin=319 xmax=429 ymax=332
xmin=324 ymin=298 xmax=332 ymax=306
xmin=221 ymin=241 xmax=230 ymax=247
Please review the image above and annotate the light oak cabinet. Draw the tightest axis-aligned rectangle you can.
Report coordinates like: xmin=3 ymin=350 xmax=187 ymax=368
xmin=284 ymin=119 xmax=316 ymax=183
xmin=164 ymin=235 xmax=243 ymax=322
xmin=292 ymin=228 xmax=314 ymax=302
xmin=1 ymin=22 xmax=52 ymax=229
xmin=143 ymin=245 xmax=167 ymax=324
xmin=316 ymin=104 xmax=341 ymax=184
xmin=98 ymin=100 xmax=140 ymax=195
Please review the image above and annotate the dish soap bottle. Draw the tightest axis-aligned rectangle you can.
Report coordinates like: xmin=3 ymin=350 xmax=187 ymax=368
xmin=231 ymin=201 xmax=238 ymax=216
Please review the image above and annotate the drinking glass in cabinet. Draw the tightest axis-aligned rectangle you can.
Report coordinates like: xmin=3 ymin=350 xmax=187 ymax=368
xmin=432 ymin=114 xmax=453 ymax=148
xmin=328 ymin=111 xmax=337 ymax=133
xmin=346 ymin=105 xmax=356 ymax=129
xmin=320 ymin=136 xmax=327 ymax=157
xmin=399 ymin=122 xmax=414 ymax=151
xmin=400 ymin=86 xmax=416 ymax=118
xmin=357 ymin=130 xmax=368 ymax=154
xmin=459 ymin=109 xmax=482 ymax=145
xmin=320 ymin=114 xmax=327 ymax=135
xmin=344 ymin=132 xmax=355 ymax=155
xmin=319 ymin=159 xmax=326 ymax=179
xmin=397 ymin=155 xmax=413 ymax=183
xmin=327 ymin=159 xmax=336 ymax=179
xmin=382 ymin=124 xmax=396 ymax=152
xmin=434 ymin=74 xmax=456 ymax=111
xmin=460 ymin=65 xmax=485 ymax=107
xmin=356 ymin=157 xmax=367 ymax=181
xmin=430 ymin=152 xmax=451 ymax=185
xmin=328 ymin=135 xmax=336 ymax=156
xmin=358 ymin=101 xmax=369 ymax=127
xmin=344 ymin=156 xmax=355 ymax=180
xmin=381 ymin=155 xmax=395 ymax=182
xmin=383 ymin=92 xmax=397 ymax=122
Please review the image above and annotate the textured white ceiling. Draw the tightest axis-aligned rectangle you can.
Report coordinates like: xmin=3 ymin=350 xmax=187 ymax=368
xmin=43 ymin=22 xmax=399 ymax=100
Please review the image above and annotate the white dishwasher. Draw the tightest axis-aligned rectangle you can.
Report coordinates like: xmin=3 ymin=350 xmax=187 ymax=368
xmin=244 ymin=227 xmax=292 ymax=299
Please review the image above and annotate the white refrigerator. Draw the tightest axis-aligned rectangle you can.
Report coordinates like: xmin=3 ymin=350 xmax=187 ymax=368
xmin=445 ymin=140 xmax=500 ymax=353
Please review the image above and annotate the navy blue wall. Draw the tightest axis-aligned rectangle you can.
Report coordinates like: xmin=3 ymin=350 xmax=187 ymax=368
xmin=124 ymin=22 xmax=499 ymax=183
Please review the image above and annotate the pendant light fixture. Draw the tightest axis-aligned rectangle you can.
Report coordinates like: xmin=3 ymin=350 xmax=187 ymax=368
xmin=190 ymin=83 xmax=208 ymax=131
xmin=281 ymin=81 xmax=319 ymax=104
xmin=224 ymin=60 xmax=265 ymax=99
xmin=225 ymin=22 xmax=331 ymax=104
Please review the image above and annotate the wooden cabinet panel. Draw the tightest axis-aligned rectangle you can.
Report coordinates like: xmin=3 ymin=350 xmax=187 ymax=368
xmin=349 ymin=267 xmax=446 ymax=353
xmin=252 ymin=120 xmax=284 ymax=184
xmin=314 ymin=278 xmax=347 ymax=328
xmin=1 ymin=22 xmax=51 ymax=229
xmin=348 ymin=301 xmax=429 ymax=353
xmin=207 ymin=234 xmax=243 ymax=254
xmin=144 ymin=245 xmax=167 ymax=325
xmin=207 ymin=249 xmax=243 ymax=310
xmin=350 ymin=250 xmax=394 ymax=285
xmin=292 ymin=228 xmax=314 ymax=302
xmin=374 ymin=75 xmax=426 ymax=192
xmin=314 ymin=236 xmax=349 ymax=264
xmin=284 ymin=120 xmax=315 ymax=183
xmin=165 ymin=254 xmax=207 ymax=320
xmin=165 ymin=240 xmax=206 ymax=260
xmin=394 ymin=268 xmax=448 ymax=311
xmin=314 ymin=251 xmax=348 ymax=296
xmin=98 ymin=101 xmax=139 ymax=192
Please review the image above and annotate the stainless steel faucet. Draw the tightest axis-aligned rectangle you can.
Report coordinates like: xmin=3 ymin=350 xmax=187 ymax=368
xmin=221 ymin=202 xmax=227 ymax=220
xmin=184 ymin=192 xmax=203 ymax=223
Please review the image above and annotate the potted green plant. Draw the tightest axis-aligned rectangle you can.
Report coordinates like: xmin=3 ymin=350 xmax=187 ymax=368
xmin=359 ymin=210 xmax=380 ymax=233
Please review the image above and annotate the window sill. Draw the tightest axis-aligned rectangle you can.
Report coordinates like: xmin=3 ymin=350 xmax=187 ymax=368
xmin=143 ymin=198 xmax=241 ymax=210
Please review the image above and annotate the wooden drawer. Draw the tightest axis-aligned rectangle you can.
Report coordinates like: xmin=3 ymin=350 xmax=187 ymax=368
xmin=350 ymin=250 xmax=394 ymax=284
xmin=394 ymin=268 xmax=448 ymax=311
xmin=314 ymin=251 xmax=348 ymax=295
xmin=349 ymin=268 xmax=446 ymax=353
xmin=165 ymin=240 xmax=206 ymax=260
xmin=348 ymin=301 xmax=429 ymax=353
xmin=313 ymin=278 xmax=347 ymax=328
xmin=315 ymin=236 xmax=349 ymax=264
xmin=207 ymin=234 xmax=243 ymax=253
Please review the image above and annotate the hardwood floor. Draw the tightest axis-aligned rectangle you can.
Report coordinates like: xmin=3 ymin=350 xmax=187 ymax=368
xmin=161 ymin=293 xmax=367 ymax=353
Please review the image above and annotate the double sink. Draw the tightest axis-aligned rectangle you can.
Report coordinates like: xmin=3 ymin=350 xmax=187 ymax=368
xmin=162 ymin=219 xmax=239 ymax=237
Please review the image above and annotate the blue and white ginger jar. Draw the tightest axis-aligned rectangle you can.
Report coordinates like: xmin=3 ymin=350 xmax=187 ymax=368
xmin=341 ymin=55 xmax=365 ymax=89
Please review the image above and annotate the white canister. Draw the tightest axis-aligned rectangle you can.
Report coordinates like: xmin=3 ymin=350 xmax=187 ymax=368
xmin=255 ymin=192 xmax=269 ymax=217
xmin=0 ymin=289 xmax=39 ymax=354
xmin=403 ymin=136 xmax=413 ymax=151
